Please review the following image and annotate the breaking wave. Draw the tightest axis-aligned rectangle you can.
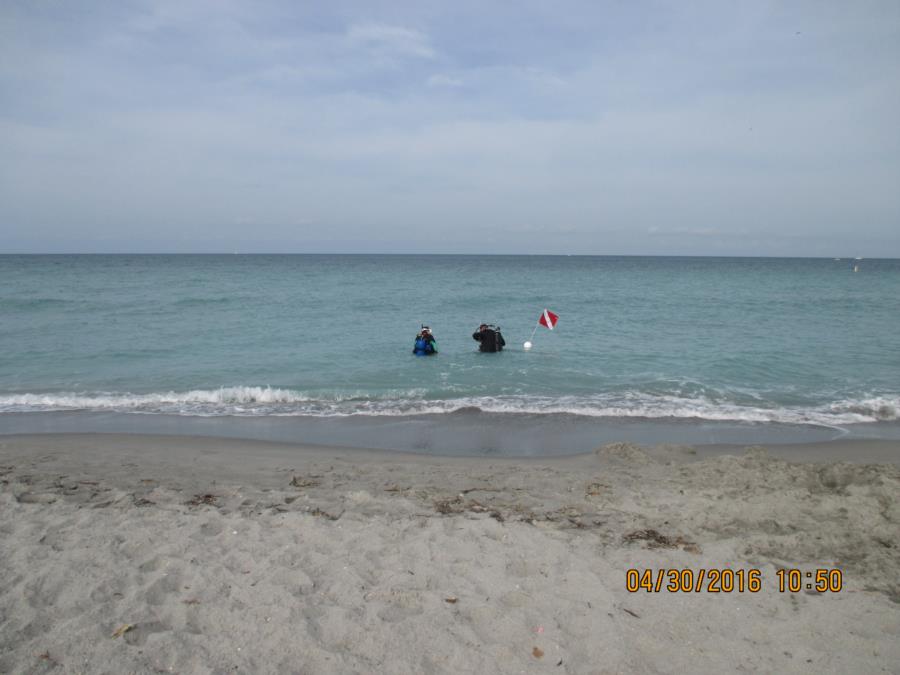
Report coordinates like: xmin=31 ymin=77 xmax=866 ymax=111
xmin=0 ymin=387 xmax=897 ymax=426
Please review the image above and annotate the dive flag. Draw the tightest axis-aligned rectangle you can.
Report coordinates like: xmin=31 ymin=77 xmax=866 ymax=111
xmin=539 ymin=309 xmax=559 ymax=330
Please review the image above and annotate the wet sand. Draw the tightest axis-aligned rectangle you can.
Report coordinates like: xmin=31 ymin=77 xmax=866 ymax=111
xmin=1 ymin=434 xmax=898 ymax=673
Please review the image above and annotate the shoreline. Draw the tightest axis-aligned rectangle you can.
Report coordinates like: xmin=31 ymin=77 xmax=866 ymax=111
xmin=1 ymin=433 xmax=899 ymax=672
xmin=2 ymin=430 xmax=900 ymax=465
xmin=3 ymin=410 xmax=900 ymax=458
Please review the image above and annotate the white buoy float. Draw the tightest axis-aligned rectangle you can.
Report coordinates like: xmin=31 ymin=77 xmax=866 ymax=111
xmin=523 ymin=341 xmax=533 ymax=351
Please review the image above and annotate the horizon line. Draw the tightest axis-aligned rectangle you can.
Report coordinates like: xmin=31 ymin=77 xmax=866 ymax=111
xmin=0 ymin=252 xmax=888 ymax=260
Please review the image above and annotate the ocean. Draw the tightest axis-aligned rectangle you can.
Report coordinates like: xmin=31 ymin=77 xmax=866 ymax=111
xmin=2 ymin=254 xmax=899 ymax=454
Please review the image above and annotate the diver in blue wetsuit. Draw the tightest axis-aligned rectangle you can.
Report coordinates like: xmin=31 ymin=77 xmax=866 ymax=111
xmin=412 ymin=326 xmax=438 ymax=356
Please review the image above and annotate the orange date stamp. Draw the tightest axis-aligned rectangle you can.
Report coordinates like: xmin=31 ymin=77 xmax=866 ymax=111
xmin=625 ymin=568 xmax=844 ymax=593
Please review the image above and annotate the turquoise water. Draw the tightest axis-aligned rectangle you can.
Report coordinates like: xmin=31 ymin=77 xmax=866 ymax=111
xmin=2 ymin=254 xmax=899 ymax=430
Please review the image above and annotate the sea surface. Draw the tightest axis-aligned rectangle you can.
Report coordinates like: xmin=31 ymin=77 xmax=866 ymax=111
xmin=2 ymin=254 xmax=899 ymax=454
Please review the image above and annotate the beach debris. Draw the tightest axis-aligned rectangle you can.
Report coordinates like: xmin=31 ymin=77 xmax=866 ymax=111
xmin=186 ymin=493 xmax=218 ymax=507
xmin=585 ymin=482 xmax=605 ymax=496
xmin=533 ymin=625 xmax=544 ymax=634
xmin=532 ymin=646 xmax=544 ymax=659
xmin=182 ymin=599 xmax=201 ymax=605
xmin=309 ymin=507 xmax=342 ymax=520
xmin=444 ymin=596 xmax=458 ymax=604
xmin=111 ymin=624 xmax=134 ymax=638
xmin=557 ymin=658 xmax=564 ymax=666
xmin=433 ymin=495 xmax=510 ymax=521
xmin=434 ymin=496 xmax=463 ymax=514
xmin=36 ymin=650 xmax=59 ymax=665
xmin=290 ymin=475 xmax=321 ymax=489
xmin=621 ymin=608 xmax=640 ymax=618
xmin=467 ymin=500 xmax=489 ymax=513
xmin=623 ymin=528 xmax=701 ymax=553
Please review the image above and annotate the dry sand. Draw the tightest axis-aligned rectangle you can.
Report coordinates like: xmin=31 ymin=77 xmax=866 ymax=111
xmin=0 ymin=433 xmax=898 ymax=674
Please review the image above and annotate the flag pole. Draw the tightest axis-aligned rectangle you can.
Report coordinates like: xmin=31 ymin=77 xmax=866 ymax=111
xmin=529 ymin=308 xmax=547 ymax=343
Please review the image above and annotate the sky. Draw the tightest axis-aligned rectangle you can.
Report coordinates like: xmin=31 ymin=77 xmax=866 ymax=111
xmin=1 ymin=0 xmax=899 ymax=255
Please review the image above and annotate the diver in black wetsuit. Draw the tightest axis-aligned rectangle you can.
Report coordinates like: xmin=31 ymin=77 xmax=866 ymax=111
xmin=413 ymin=326 xmax=438 ymax=355
xmin=472 ymin=324 xmax=505 ymax=352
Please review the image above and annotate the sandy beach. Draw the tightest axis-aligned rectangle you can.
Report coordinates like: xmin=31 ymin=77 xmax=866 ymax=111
xmin=1 ymin=433 xmax=898 ymax=674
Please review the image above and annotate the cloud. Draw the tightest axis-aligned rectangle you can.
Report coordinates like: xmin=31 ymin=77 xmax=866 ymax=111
xmin=1 ymin=0 xmax=899 ymax=254
xmin=346 ymin=22 xmax=435 ymax=59
xmin=427 ymin=73 xmax=463 ymax=88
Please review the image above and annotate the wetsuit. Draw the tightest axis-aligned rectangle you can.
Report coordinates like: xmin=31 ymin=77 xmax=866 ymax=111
xmin=472 ymin=327 xmax=505 ymax=352
xmin=413 ymin=333 xmax=437 ymax=355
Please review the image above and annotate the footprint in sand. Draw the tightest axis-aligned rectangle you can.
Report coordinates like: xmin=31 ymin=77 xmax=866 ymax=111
xmin=122 ymin=620 xmax=169 ymax=647
xmin=138 ymin=556 xmax=164 ymax=574
xmin=199 ymin=520 xmax=224 ymax=537
xmin=368 ymin=589 xmax=425 ymax=623
xmin=15 ymin=491 xmax=57 ymax=504
xmin=144 ymin=570 xmax=184 ymax=606
xmin=268 ymin=567 xmax=316 ymax=597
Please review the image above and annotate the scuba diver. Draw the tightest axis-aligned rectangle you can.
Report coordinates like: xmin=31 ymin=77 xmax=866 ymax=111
xmin=472 ymin=323 xmax=505 ymax=352
xmin=412 ymin=325 xmax=438 ymax=356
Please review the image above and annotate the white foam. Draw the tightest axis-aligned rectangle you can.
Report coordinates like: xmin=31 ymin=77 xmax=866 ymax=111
xmin=0 ymin=386 xmax=309 ymax=409
xmin=0 ymin=388 xmax=897 ymax=426
xmin=825 ymin=396 xmax=900 ymax=422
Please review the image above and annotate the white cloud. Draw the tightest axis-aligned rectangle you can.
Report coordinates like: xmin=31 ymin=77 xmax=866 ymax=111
xmin=346 ymin=22 xmax=435 ymax=59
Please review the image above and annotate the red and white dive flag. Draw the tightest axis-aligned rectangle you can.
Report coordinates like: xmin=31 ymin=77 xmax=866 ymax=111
xmin=538 ymin=309 xmax=559 ymax=330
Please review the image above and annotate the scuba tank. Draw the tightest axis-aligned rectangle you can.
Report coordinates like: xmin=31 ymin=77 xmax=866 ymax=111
xmin=475 ymin=324 xmax=505 ymax=352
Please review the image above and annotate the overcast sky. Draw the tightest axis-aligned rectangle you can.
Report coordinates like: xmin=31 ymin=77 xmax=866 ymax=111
xmin=1 ymin=0 xmax=898 ymax=255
